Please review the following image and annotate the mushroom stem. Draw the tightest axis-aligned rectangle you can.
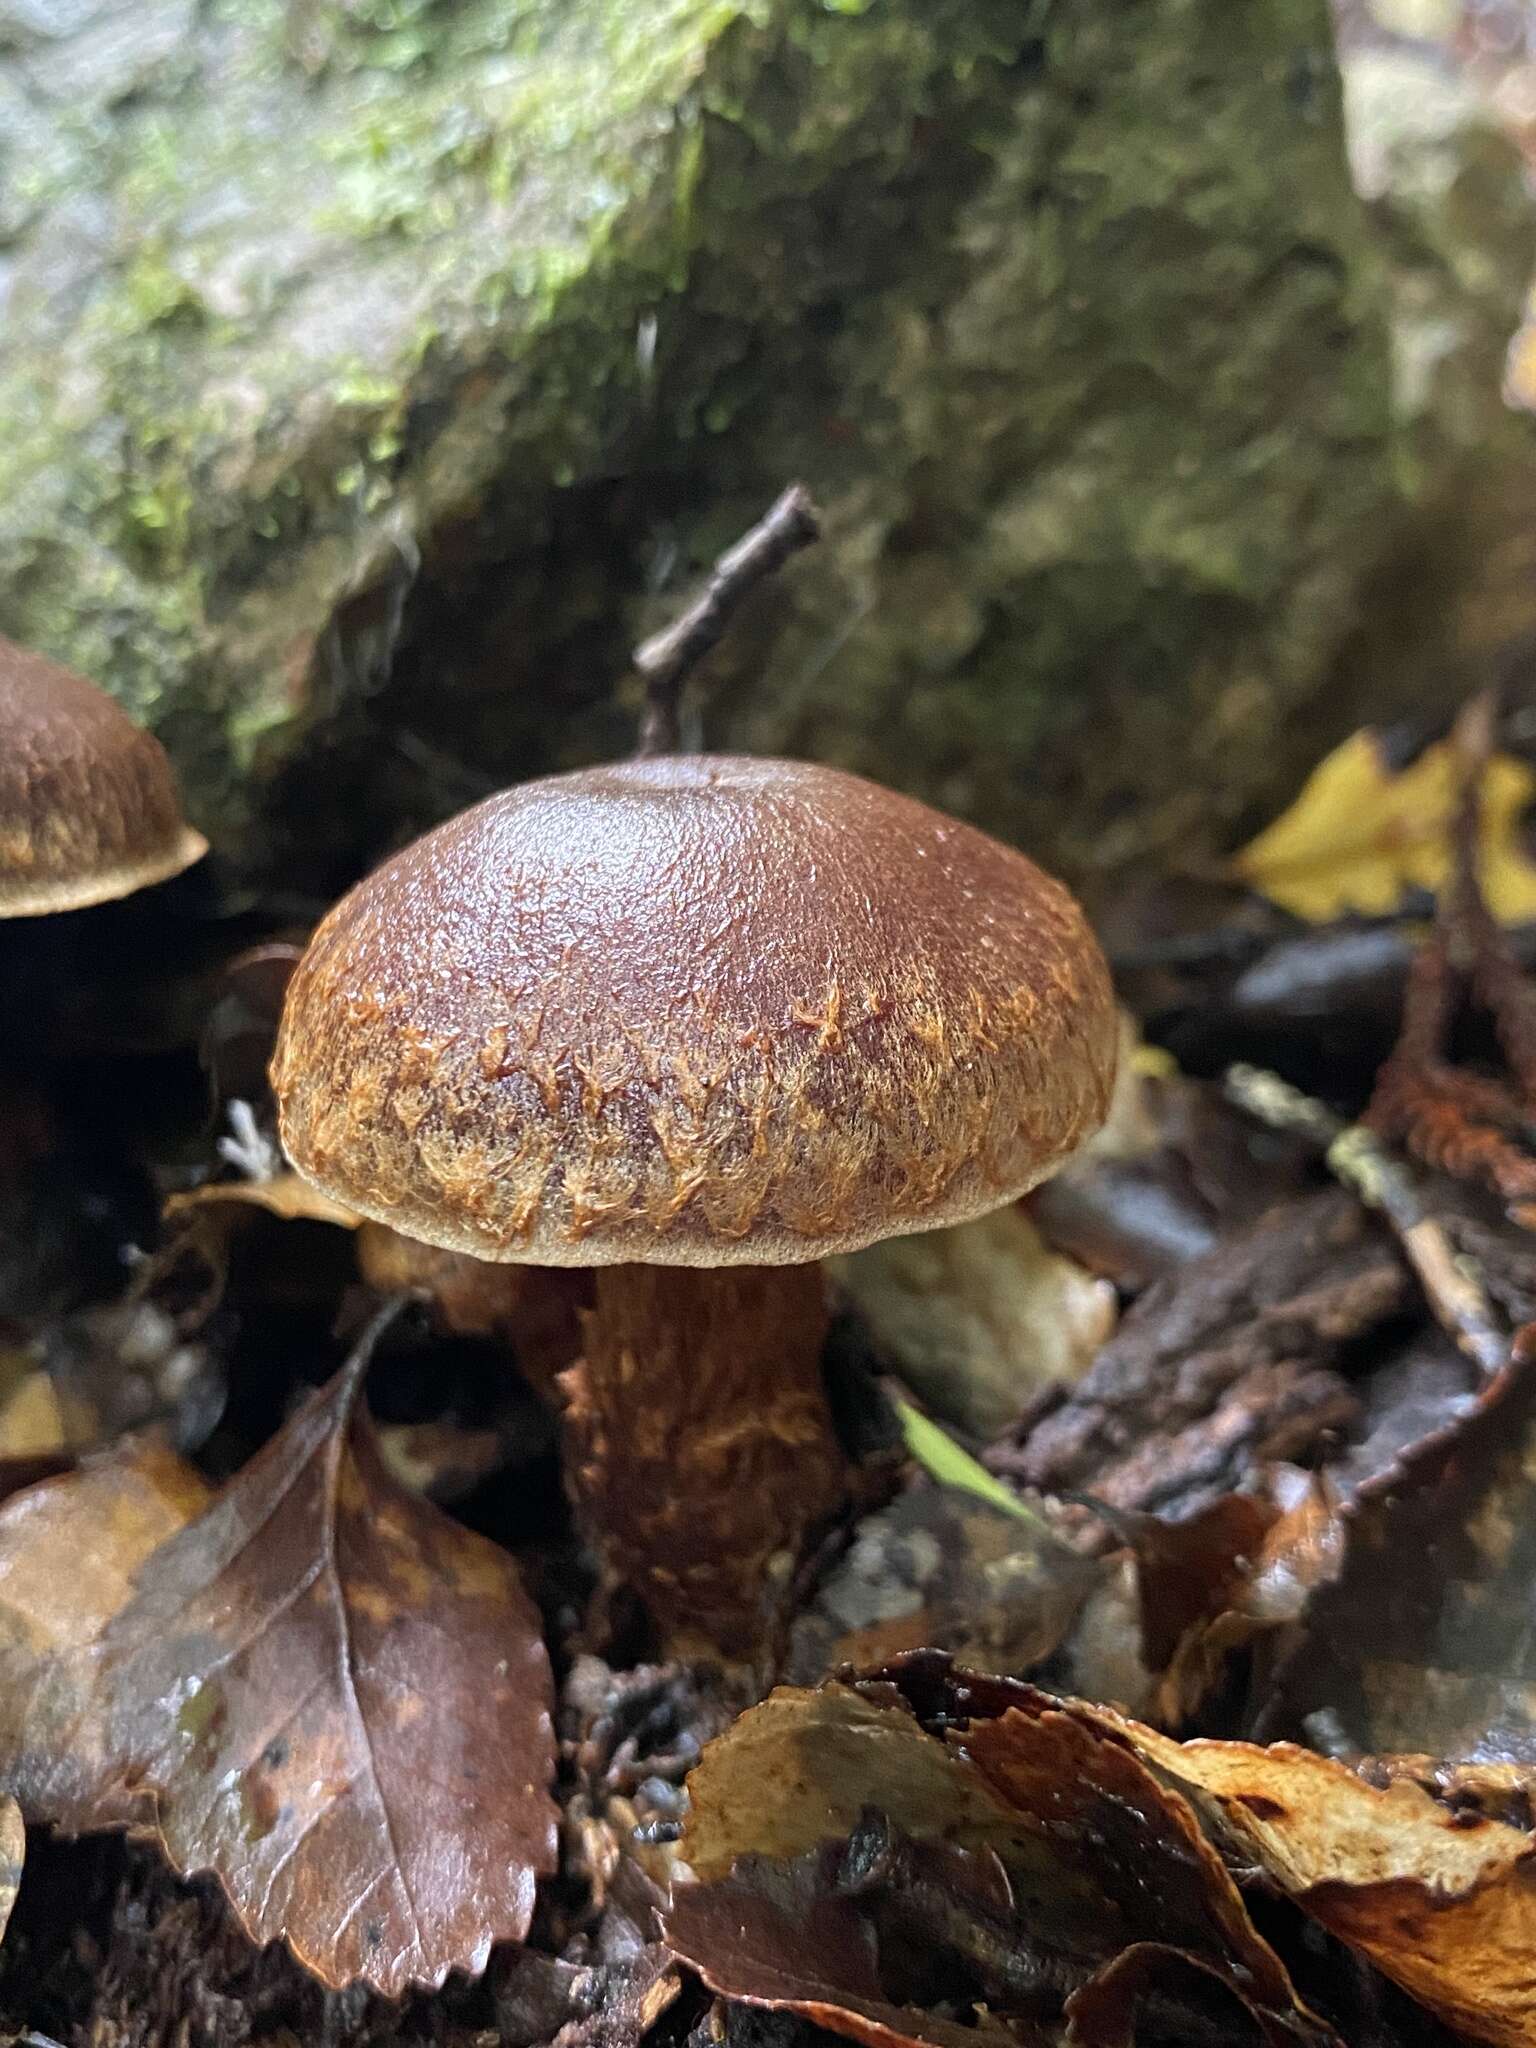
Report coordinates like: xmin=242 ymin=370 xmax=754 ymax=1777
xmin=558 ymin=1261 xmax=846 ymax=1656
xmin=632 ymin=484 xmax=821 ymax=757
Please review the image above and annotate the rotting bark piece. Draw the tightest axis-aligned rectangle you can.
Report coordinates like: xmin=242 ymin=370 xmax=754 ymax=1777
xmin=991 ymin=1192 xmax=1405 ymax=1518
xmin=0 ymin=635 xmax=204 ymax=918
xmin=273 ymin=753 xmax=1116 ymax=1654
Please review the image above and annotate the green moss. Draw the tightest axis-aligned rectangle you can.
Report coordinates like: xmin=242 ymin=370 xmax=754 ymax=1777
xmin=0 ymin=0 xmax=1421 ymax=893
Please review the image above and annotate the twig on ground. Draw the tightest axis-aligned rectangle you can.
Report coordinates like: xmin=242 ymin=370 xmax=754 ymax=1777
xmin=1365 ymin=690 xmax=1536 ymax=1225
xmin=1225 ymin=1063 xmax=1509 ymax=1378
xmin=632 ymin=484 xmax=821 ymax=757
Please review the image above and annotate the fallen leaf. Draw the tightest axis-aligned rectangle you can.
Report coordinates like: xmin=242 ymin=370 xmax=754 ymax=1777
xmin=665 ymin=1674 xmax=1335 ymax=2048
xmin=1267 ymin=1343 xmax=1536 ymax=1771
xmin=786 ymin=1480 xmax=1105 ymax=1685
xmin=0 ymin=1337 xmax=558 ymax=1994
xmin=830 ymin=1205 xmax=1115 ymax=1437
xmin=892 ymin=1400 xmax=1044 ymax=1524
xmin=163 ymin=1172 xmax=360 ymax=1229
xmin=665 ymin=1856 xmax=1034 ymax=2048
xmin=0 ymin=1437 xmax=211 ymax=1831
xmin=1132 ymin=1467 xmax=1352 ymax=1731
xmin=1076 ymin=1492 xmax=1278 ymax=1705
xmin=1233 ymin=727 xmax=1536 ymax=926
xmin=1107 ymin=1718 xmax=1536 ymax=2048
xmin=0 ymin=1796 xmax=21 ymax=1945
xmin=355 ymin=1222 xmax=587 ymax=1401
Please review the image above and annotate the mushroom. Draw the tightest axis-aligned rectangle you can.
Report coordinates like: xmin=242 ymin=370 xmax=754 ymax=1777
xmin=0 ymin=634 xmax=206 ymax=918
xmin=271 ymin=753 xmax=1116 ymax=1653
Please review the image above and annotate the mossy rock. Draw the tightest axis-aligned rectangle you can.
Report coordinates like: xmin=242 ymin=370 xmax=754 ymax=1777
xmin=0 ymin=0 xmax=1440 ymax=901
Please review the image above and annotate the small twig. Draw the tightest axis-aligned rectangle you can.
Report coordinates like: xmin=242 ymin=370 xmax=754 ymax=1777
xmin=1225 ymin=1063 xmax=1509 ymax=1377
xmin=1365 ymin=687 xmax=1536 ymax=1220
xmin=632 ymin=484 xmax=821 ymax=756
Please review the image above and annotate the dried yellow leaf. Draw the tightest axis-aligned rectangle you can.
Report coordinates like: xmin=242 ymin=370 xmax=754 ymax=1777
xmin=1233 ymin=728 xmax=1536 ymax=925
xmin=1506 ymin=290 xmax=1536 ymax=416
xmin=163 ymin=1172 xmax=360 ymax=1229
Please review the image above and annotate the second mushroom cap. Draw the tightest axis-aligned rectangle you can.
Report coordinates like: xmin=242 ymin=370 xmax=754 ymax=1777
xmin=0 ymin=635 xmax=206 ymax=918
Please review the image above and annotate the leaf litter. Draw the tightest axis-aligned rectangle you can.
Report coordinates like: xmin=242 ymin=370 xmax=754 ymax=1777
xmin=14 ymin=691 xmax=1536 ymax=2045
xmin=0 ymin=1312 xmax=558 ymax=1996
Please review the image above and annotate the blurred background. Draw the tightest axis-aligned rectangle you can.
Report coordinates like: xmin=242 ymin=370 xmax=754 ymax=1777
xmin=0 ymin=0 xmax=1532 ymax=912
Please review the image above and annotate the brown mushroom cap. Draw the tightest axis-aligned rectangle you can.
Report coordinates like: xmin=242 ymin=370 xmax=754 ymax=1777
xmin=273 ymin=755 xmax=1117 ymax=1267
xmin=0 ymin=637 xmax=206 ymax=917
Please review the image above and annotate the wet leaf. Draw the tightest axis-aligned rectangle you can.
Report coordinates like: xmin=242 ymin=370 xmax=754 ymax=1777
xmin=1233 ymin=727 xmax=1536 ymax=926
xmin=0 ymin=1437 xmax=212 ymax=1831
xmin=667 ymin=1858 xmax=1036 ymax=2048
xmin=0 ymin=1345 xmax=558 ymax=1994
xmin=665 ymin=1676 xmax=1334 ymax=2048
xmin=1267 ymin=1345 xmax=1536 ymax=1771
xmin=786 ymin=1482 xmax=1105 ymax=1685
xmin=1108 ymin=1718 xmax=1536 ymax=2048
xmin=892 ymin=1402 xmax=1043 ymax=1524
xmin=831 ymin=1206 xmax=1115 ymax=1437
xmin=163 ymin=1171 xmax=360 ymax=1229
xmin=1083 ymin=1492 xmax=1279 ymax=1679
xmin=0 ymin=1796 xmax=22 ymax=1946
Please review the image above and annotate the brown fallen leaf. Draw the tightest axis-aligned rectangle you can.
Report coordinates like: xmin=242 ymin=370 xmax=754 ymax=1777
xmin=1106 ymin=1718 xmax=1536 ymax=2048
xmin=0 ymin=1796 xmax=21 ymax=1946
xmin=0 ymin=1333 xmax=558 ymax=1994
xmin=665 ymin=1674 xmax=1335 ymax=2048
xmin=666 ymin=1860 xmax=1038 ymax=2048
xmin=1266 ymin=1340 xmax=1536 ymax=1771
xmin=0 ymin=1438 xmax=213 ymax=1830
xmin=1124 ymin=1466 xmax=1351 ymax=1732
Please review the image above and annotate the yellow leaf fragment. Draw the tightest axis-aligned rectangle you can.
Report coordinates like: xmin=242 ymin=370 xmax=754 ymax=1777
xmin=1233 ymin=727 xmax=1536 ymax=925
xmin=1507 ymin=289 xmax=1536 ymax=416
xmin=0 ymin=1796 xmax=21 ymax=1945
xmin=1102 ymin=1715 xmax=1536 ymax=2048
xmin=163 ymin=1173 xmax=360 ymax=1228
